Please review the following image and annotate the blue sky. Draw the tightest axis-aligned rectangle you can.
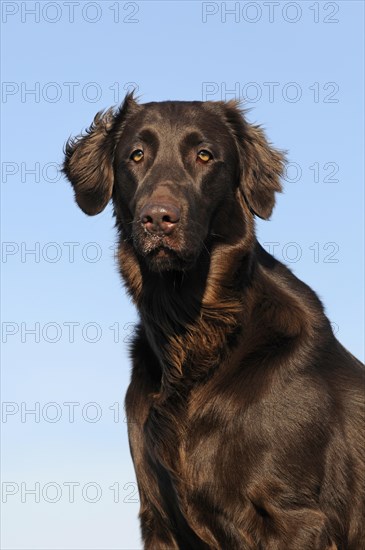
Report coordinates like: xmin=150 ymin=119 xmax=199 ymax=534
xmin=1 ymin=1 xmax=364 ymax=548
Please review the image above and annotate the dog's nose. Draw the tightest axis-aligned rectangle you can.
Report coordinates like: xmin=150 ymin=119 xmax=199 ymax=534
xmin=140 ymin=203 xmax=181 ymax=235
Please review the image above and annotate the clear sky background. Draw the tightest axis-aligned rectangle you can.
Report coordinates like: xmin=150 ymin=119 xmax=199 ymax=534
xmin=1 ymin=1 xmax=364 ymax=548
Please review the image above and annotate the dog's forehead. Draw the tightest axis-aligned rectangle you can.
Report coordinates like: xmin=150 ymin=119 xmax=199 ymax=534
xmin=126 ymin=100 xmax=231 ymax=138
xmin=141 ymin=100 xmax=208 ymax=121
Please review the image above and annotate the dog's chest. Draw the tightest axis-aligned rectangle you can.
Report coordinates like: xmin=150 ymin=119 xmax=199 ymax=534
xmin=143 ymin=386 xmax=188 ymax=475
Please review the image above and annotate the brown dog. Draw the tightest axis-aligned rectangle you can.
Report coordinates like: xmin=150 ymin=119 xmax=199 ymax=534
xmin=63 ymin=93 xmax=365 ymax=549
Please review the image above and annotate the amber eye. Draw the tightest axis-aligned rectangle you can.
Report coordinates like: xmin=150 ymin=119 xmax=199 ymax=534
xmin=130 ymin=149 xmax=144 ymax=162
xmin=197 ymin=150 xmax=212 ymax=163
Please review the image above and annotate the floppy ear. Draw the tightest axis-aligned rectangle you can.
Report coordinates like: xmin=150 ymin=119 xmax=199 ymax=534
xmin=223 ymin=101 xmax=285 ymax=220
xmin=241 ymin=122 xmax=284 ymax=219
xmin=62 ymin=92 xmax=138 ymax=216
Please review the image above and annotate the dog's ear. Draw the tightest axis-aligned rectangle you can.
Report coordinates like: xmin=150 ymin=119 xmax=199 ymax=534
xmin=223 ymin=100 xmax=285 ymax=220
xmin=62 ymin=92 xmax=139 ymax=216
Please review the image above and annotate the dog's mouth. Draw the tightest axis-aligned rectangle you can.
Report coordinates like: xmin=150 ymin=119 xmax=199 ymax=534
xmin=147 ymin=244 xmax=177 ymax=261
xmin=144 ymin=244 xmax=187 ymax=272
xmin=136 ymin=233 xmax=177 ymax=254
xmin=132 ymin=221 xmax=204 ymax=272
xmin=153 ymin=246 xmax=175 ymax=258
xmin=134 ymin=235 xmax=197 ymax=272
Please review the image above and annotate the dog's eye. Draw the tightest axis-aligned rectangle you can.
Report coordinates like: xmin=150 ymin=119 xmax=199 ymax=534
xmin=197 ymin=150 xmax=212 ymax=163
xmin=130 ymin=149 xmax=144 ymax=162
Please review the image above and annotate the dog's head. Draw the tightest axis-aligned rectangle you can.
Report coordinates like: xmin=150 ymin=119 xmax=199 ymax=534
xmin=63 ymin=93 xmax=284 ymax=272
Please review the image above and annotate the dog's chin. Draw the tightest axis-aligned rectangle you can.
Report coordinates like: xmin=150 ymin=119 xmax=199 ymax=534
xmin=143 ymin=246 xmax=196 ymax=273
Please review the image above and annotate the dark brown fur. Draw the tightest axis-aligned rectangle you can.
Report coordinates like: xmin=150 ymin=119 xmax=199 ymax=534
xmin=63 ymin=93 xmax=365 ymax=549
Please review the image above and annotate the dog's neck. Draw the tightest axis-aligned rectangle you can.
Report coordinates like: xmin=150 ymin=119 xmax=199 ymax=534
xmin=118 ymin=235 xmax=256 ymax=388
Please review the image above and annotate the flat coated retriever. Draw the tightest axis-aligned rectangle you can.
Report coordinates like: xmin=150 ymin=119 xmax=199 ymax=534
xmin=63 ymin=93 xmax=364 ymax=549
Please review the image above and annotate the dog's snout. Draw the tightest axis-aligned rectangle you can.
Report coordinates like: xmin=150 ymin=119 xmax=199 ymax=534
xmin=140 ymin=203 xmax=181 ymax=235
